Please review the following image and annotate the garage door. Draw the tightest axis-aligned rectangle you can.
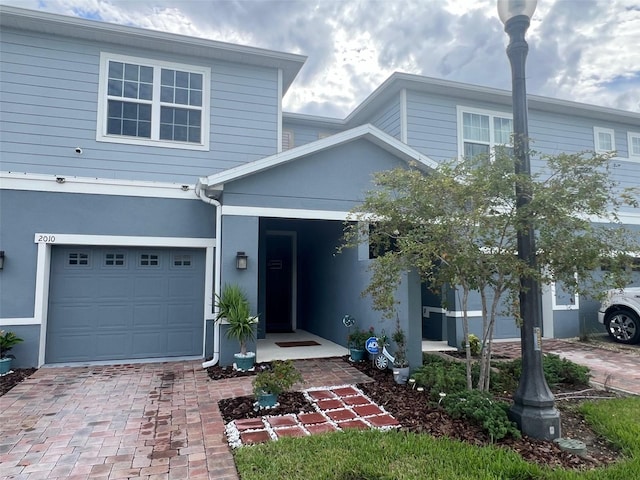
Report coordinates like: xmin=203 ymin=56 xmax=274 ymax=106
xmin=46 ymin=246 xmax=205 ymax=363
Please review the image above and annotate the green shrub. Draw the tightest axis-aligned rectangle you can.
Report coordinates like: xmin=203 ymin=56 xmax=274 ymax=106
xmin=467 ymin=334 xmax=481 ymax=357
xmin=442 ymin=390 xmax=521 ymax=442
xmin=493 ymin=353 xmax=591 ymax=389
xmin=411 ymin=355 xmax=469 ymax=400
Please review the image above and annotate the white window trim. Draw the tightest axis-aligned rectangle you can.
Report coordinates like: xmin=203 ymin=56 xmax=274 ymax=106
xmin=628 ymin=131 xmax=640 ymax=161
xmin=593 ymin=127 xmax=615 ymax=154
xmin=456 ymin=105 xmax=513 ymax=159
xmin=96 ymin=52 xmax=210 ymax=151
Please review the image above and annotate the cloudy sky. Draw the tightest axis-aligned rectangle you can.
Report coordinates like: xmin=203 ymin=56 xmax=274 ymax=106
xmin=2 ymin=0 xmax=639 ymax=117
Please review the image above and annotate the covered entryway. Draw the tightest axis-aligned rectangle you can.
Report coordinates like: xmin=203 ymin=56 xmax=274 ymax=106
xmin=46 ymin=246 xmax=205 ymax=363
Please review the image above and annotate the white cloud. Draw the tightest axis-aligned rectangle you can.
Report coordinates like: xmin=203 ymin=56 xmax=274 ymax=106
xmin=2 ymin=0 xmax=638 ymax=115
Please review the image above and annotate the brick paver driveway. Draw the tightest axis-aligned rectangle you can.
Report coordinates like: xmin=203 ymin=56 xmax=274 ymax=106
xmin=0 ymin=359 xmax=371 ymax=479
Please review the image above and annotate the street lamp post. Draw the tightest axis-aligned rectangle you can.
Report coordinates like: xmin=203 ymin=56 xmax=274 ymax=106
xmin=497 ymin=0 xmax=561 ymax=440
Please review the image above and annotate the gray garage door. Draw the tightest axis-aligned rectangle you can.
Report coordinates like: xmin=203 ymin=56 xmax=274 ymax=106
xmin=46 ymin=246 xmax=205 ymax=363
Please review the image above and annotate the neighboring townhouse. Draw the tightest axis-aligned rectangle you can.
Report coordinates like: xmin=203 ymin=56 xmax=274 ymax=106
xmin=1 ymin=6 xmax=638 ymax=369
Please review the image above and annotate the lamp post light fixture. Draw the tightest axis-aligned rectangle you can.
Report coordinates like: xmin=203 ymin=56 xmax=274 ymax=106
xmin=497 ymin=0 xmax=561 ymax=441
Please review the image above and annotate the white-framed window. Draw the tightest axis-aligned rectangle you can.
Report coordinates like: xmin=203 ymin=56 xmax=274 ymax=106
xmin=628 ymin=132 xmax=640 ymax=160
xmin=457 ymin=106 xmax=513 ymax=159
xmin=97 ymin=53 xmax=210 ymax=150
xmin=282 ymin=129 xmax=294 ymax=150
xmin=593 ymin=127 xmax=615 ymax=154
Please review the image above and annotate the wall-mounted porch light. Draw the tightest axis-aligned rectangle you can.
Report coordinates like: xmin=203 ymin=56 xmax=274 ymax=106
xmin=236 ymin=251 xmax=248 ymax=270
xmin=0 ymin=251 xmax=5 ymax=270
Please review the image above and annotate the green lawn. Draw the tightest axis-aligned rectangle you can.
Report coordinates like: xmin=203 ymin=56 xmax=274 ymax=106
xmin=234 ymin=397 xmax=640 ymax=480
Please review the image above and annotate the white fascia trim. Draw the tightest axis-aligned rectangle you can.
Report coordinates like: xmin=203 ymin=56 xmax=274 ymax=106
xmin=0 ymin=318 xmax=39 ymax=326
xmin=400 ymin=88 xmax=408 ymax=144
xmin=1 ymin=171 xmax=196 ymax=199
xmin=588 ymin=211 xmax=640 ymax=226
xmin=221 ymin=205 xmax=350 ymax=221
xmin=422 ymin=306 xmax=483 ymax=318
xmin=202 ymin=124 xmax=437 ymax=188
xmin=31 ymin=233 xmax=215 ymax=367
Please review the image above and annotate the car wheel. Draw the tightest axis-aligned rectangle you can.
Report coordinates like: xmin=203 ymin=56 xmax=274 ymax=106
xmin=605 ymin=309 xmax=640 ymax=344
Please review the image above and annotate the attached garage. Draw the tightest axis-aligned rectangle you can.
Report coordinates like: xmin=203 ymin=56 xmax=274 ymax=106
xmin=46 ymin=246 xmax=205 ymax=363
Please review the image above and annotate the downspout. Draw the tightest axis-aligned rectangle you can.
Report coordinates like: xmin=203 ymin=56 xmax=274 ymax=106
xmin=195 ymin=179 xmax=222 ymax=368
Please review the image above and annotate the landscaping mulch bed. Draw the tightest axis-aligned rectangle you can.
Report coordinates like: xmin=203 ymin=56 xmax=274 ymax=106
xmin=217 ymin=355 xmax=624 ymax=472
xmin=0 ymin=368 xmax=37 ymax=397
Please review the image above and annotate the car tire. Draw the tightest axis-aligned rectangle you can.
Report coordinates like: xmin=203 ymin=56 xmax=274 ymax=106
xmin=604 ymin=309 xmax=640 ymax=344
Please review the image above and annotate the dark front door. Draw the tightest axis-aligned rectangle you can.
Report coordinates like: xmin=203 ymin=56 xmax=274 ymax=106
xmin=265 ymin=234 xmax=293 ymax=332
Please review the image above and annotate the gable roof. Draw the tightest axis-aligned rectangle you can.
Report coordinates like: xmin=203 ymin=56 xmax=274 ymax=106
xmin=0 ymin=5 xmax=306 ymax=93
xmin=198 ymin=124 xmax=437 ymax=192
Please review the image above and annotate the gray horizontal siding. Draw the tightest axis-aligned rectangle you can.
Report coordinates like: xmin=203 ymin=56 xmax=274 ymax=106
xmin=0 ymin=28 xmax=280 ymax=183
xmin=404 ymin=90 xmax=640 ymax=195
xmin=369 ymin=98 xmax=401 ymax=139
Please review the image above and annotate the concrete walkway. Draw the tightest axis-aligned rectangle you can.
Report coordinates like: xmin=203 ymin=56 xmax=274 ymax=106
xmin=1 ymin=340 xmax=638 ymax=479
xmin=0 ymin=358 xmax=370 ymax=480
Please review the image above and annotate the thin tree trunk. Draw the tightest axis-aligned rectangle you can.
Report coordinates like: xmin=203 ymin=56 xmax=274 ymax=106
xmin=460 ymin=287 xmax=472 ymax=391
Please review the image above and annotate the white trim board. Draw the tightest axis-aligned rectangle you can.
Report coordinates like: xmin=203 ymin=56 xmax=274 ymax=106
xmin=221 ymin=205 xmax=351 ymax=221
xmin=31 ymin=233 xmax=215 ymax=367
xmin=1 ymin=172 xmax=197 ymax=199
xmin=422 ymin=306 xmax=483 ymax=318
xmin=0 ymin=318 xmax=39 ymax=326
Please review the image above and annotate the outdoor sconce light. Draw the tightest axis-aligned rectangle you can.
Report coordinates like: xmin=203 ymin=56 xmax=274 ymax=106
xmin=0 ymin=251 xmax=5 ymax=270
xmin=235 ymin=251 xmax=248 ymax=270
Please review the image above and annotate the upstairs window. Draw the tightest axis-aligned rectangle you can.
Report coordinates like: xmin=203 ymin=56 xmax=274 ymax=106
xmin=97 ymin=53 xmax=210 ymax=150
xmin=457 ymin=107 xmax=513 ymax=159
xmin=594 ymin=127 xmax=615 ymax=154
xmin=628 ymin=132 xmax=640 ymax=160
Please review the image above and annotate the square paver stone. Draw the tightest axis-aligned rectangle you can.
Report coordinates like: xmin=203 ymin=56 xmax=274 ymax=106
xmin=316 ymin=399 xmax=344 ymax=410
xmin=306 ymin=423 xmax=338 ymax=435
xmin=235 ymin=418 xmax=265 ymax=431
xmin=274 ymin=427 xmax=307 ymax=438
xmin=307 ymin=390 xmax=335 ymax=401
xmin=326 ymin=409 xmax=356 ymax=422
xmin=332 ymin=386 xmax=359 ymax=397
xmin=342 ymin=395 xmax=370 ymax=406
xmin=353 ymin=404 xmax=384 ymax=417
xmin=367 ymin=415 xmax=400 ymax=428
xmin=266 ymin=415 xmax=298 ymax=428
xmin=337 ymin=419 xmax=369 ymax=430
xmin=240 ymin=430 xmax=271 ymax=445
xmin=297 ymin=413 xmax=327 ymax=425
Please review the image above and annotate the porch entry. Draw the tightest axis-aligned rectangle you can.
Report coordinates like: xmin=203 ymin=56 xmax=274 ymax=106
xmin=265 ymin=231 xmax=296 ymax=332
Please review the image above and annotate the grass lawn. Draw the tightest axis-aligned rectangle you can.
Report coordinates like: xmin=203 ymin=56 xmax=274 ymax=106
xmin=234 ymin=396 xmax=640 ymax=480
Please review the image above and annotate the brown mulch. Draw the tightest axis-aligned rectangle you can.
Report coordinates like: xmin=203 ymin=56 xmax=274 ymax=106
xmin=0 ymin=368 xmax=37 ymax=397
xmin=217 ymin=355 xmax=624 ymax=472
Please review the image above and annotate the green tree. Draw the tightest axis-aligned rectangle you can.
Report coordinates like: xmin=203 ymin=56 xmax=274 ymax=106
xmin=343 ymin=148 xmax=638 ymax=391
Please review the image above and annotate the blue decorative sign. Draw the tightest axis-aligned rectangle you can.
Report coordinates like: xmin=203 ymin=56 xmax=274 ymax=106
xmin=365 ymin=336 xmax=380 ymax=355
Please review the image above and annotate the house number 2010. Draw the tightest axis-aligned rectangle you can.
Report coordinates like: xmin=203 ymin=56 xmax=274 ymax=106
xmin=37 ymin=235 xmax=56 ymax=243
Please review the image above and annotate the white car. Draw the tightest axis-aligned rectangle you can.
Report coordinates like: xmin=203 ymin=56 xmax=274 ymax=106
xmin=598 ymin=287 xmax=640 ymax=344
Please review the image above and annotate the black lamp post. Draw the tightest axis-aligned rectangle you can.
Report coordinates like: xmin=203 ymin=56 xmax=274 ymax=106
xmin=497 ymin=0 xmax=561 ymax=440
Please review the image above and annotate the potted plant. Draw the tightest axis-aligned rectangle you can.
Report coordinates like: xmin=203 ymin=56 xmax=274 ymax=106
xmin=214 ymin=284 xmax=258 ymax=371
xmin=391 ymin=321 xmax=410 ymax=384
xmin=0 ymin=330 xmax=23 ymax=375
xmin=252 ymin=360 xmax=304 ymax=408
xmin=347 ymin=328 xmax=369 ymax=362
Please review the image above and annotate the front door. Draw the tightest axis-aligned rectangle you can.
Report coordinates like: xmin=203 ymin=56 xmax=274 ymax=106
xmin=265 ymin=233 xmax=294 ymax=332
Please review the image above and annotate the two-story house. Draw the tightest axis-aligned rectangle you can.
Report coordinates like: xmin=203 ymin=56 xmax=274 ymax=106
xmin=1 ymin=6 xmax=638 ymax=369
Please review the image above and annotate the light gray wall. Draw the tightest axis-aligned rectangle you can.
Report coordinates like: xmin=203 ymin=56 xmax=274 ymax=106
xmin=222 ymin=139 xmax=407 ymax=211
xmin=0 ymin=189 xmax=216 ymax=318
xmin=0 ymin=27 xmax=279 ymax=184
xmin=218 ymin=215 xmax=259 ymax=365
xmin=368 ymin=97 xmax=402 ymax=139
